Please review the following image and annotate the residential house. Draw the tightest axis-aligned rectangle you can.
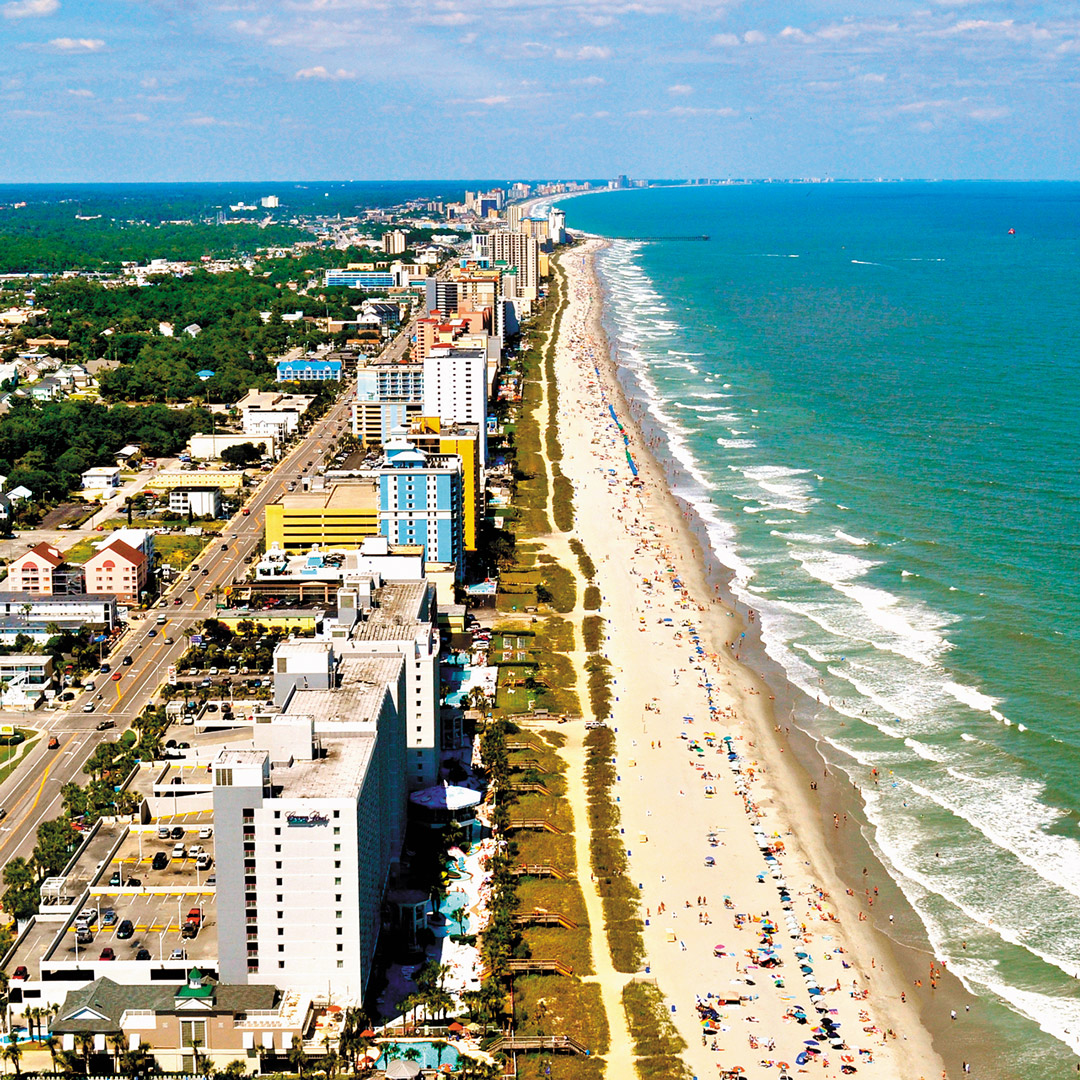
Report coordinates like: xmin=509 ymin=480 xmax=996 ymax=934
xmin=7 ymin=543 xmax=66 ymax=595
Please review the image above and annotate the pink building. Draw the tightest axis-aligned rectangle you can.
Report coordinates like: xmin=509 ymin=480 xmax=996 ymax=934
xmin=7 ymin=543 xmax=65 ymax=595
xmin=83 ymin=539 xmax=147 ymax=603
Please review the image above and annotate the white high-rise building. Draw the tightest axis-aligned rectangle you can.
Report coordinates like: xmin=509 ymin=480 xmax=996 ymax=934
xmin=548 ymin=208 xmax=566 ymax=245
xmin=212 ymin=653 xmax=408 ymax=1001
xmin=489 ymin=231 xmax=539 ymax=301
xmin=422 ymin=347 xmax=488 ymax=462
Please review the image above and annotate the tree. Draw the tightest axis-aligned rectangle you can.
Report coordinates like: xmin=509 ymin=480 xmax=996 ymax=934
xmin=2 ymin=858 xmax=39 ymax=923
xmin=2 ymin=1040 xmax=23 ymax=1077
xmin=220 ymin=443 xmax=263 ymax=467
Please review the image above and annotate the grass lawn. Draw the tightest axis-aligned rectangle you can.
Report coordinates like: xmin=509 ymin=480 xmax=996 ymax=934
xmin=512 ymin=977 xmax=610 ymax=1055
xmin=522 ymin=924 xmax=594 ymax=976
xmin=61 ymin=537 xmax=99 ymax=564
xmin=156 ymin=534 xmax=209 ymax=569
xmin=0 ymin=730 xmax=39 ymax=787
xmin=512 ymin=792 xmax=573 ymax=834
xmin=497 ymin=589 xmax=538 ymax=614
xmin=511 ymin=831 xmax=576 ymax=870
xmin=496 ymin=666 xmax=537 ymax=714
xmin=513 ymin=1059 xmax=604 ymax=1080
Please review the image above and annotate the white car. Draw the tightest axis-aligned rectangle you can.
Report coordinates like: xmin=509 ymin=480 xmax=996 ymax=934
xmin=198 ymin=826 xmax=213 ymax=839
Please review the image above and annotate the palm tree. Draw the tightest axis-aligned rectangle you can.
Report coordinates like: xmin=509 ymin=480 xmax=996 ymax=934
xmin=2 ymin=1041 xmax=24 ymax=1077
xmin=42 ymin=1035 xmax=59 ymax=1076
xmin=286 ymin=1043 xmax=309 ymax=1079
xmin=218 ymin=1062 xmax=248 ymax=1079
xmin=74 ymin=1033 xmax=93 ymax=1075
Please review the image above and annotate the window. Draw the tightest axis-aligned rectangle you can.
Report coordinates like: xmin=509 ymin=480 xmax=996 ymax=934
xmin=337 ymin=960 xmax=344 ymax=969
xmin=278 ymin=944 xmax=284 ymax=952
xmin=274 ymin=844 xmax=281 ymax=853
xmin=334 ymin=861 xmax=341 ymax=869
xmin=333 ymin=827 xmax=340 ymax=836
xmin=335 ymin=894 xmax=341 ymax=902
xmin=335 ymin=911 xmax=342 ymax=919
xmin=277 ymin=928 xmax=284 ymax=936
xmin=334 ymin=877 xmax=341 ymax=885
xmin=180 ymin=1020 xmax=207 ymax=1051
xmin=276 ymin=878 xmax=282 ymax=886
xmin=336 ymin=927 xmax=343 ymax=936
xmin=333 ymin=844 xmax=340 ymax=852
xmin=337 ymin=944 xmax=344 ymax=952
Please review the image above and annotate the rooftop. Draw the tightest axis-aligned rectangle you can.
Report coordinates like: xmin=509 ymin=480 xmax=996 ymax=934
xmin=352 ymin=581 xmax=429 ymax=641
xmin=273 ymin=734 xmax=377 ymax=799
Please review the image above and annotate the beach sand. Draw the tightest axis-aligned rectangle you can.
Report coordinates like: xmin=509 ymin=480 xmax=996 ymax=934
xmin=548 ymin=238 xmax=947 ymax=1080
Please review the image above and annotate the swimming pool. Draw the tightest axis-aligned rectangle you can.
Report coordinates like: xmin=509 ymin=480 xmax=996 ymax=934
xmin=375 ymin=1039 xmax=460 ymax=1070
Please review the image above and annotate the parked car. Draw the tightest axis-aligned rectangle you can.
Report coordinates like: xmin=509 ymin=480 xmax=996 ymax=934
xmin=187 ymin=907 xmax=203 ymax=927
xmin=101 ymin=909 xmax=117 ymax=926
xmin=181 ymin=921 xmax=199 ymax=939
xmin=152 ymin=852 xmax=169 ymax=870
xmin=116 ymin=920 xmax=134 ymax=940
xmin=11 ymin=966 xmax=27 ymax=981
xmin=76 ymin=930 xmax=93 ymax=945
xmin=169 ymin=948 xmax=187 ymax=961
xmin=198 ymin=825 xmax=213 ymax=839
xmin=135 ymin=949 xmax=152 ymax=961
xmin=196 ymin=854 xmax=212 ymax=872
xmin=99 ymin=948 xmax=115 ymax=961
xmin=171 ymin=826 xmax=184 ymax=839
xmin=157 ymin=825 xmax=170 ymax=839
xmin=172 ymin=844 xmax=186 ymax=859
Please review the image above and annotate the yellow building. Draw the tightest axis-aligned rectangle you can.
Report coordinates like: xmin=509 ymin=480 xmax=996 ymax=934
xmin=264 ymin=481 xmax=380 ymax=552
xmin=409 ymin=417 xmax=481 ymax=552
xmin=146 ymin=470 xmax=246 ymax=493
xmin=216 ymin=610 xmax=323 ymax=633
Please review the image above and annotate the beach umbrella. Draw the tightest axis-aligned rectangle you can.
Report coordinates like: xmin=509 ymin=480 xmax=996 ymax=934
xmin=447 ymin=1022 xmax=464 ymax=1033
xmin=386 ymin=1062 xmax=422 ymax=1079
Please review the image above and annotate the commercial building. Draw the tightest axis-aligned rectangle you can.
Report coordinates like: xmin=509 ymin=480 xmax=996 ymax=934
xmin=50 ymin=972 xmax=307 ymax=1074
xmin=407 ymin=418 xmax=482 ymax=553
xmin=83 ymin=538 xmax=149 ymax=604
xmin=0 ymin=654 xmax=54 ymax=708
xmin=236 ymin=391 xmax=315 ymax=440
xmin=354 ymin=359 xmax=424 ymax=446
xmin=325 ymin=269 xmax=396 ymax=290
xmin=382 ymin=229 xmax=408 ymax=256
xmin=169 ymin=487 xmax=224 ymax=519
xmin=0 ymin=592 xmax=117 ymax=631
xmin=187 ymin=433 xmax=276 ymax=460
xmin=376 ymin=439 xmax=463 ymax=576
xmin=275 ymin=358 xmax=343 ymax=383
xmin=422 ymin=347 xmax=488 ymax=464
xmin=7 ymin=542 xmax=68 ymax=595
xmin=264 ymin=481 xmax=379 ymax=552
xmin=146 ymin=470 xmax=246 ymax=494
xmin=489 ymin=231 xmax=540 ymax=301
xmin=212 ymin=654 xmax=407 ymax=1000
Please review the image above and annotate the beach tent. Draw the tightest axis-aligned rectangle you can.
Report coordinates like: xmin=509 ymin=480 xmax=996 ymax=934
xmin=386 ymin=1062 xmax=422 ymax=1079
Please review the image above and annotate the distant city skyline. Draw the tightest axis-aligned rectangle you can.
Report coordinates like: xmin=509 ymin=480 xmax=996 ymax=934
xmin=2 ymin=0 xmax=1077 ymax=182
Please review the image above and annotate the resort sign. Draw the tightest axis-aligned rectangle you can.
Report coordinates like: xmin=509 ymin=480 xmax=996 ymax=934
xmin=286 ymin=811 xmax=329 ymax=827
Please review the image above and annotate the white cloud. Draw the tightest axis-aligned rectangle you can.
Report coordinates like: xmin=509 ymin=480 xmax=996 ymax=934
xmin=571 ymin=75 xmax=605 ymax=86
xmin=667 ymin=83 xmax=692 ymax=95
xmin=474 ymin=95 xmax=509 ymax=105
xmin=668 ymin=105 xmax=737 ymax=117
xmin=427 ymin=10 xmax=473 ymax=26
xmin=2 ymin=0 xmax=58 ymax=19
xmin=859 ymin=72 xmax=886 ymax=83
xmin=44 ymin=37 xmax=104 ymax=52
xmin=67 ymin=87 xmax=93 ymax=97
xmin=710 ymin=33 xmax=740 ymax=47
xmin=184 ymin=115 xmax=241 ymax=127
xmin=969 ymin=106 xmax=1011 ymax=121
xmin=294 ymin=65 xmax=356 ymax=80
xmin=555 ymin=44 xmax=611 ymax=60
xmin=742 ymin=30 xmax=765 ymax=45
xmin=779 ymin=26 xmax=813 ymax=43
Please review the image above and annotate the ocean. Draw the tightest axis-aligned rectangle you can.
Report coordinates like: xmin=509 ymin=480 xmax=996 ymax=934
xmin=561 ymin=182 xmax=1080 ymax=1077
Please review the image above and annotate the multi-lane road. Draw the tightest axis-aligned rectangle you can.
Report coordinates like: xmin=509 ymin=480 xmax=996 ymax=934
xmin=0 ymin=372 xmax=369 ymax=872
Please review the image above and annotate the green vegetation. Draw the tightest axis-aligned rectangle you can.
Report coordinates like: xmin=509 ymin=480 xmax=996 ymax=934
xmin=582 ymin=615 xmax=605 ymax=654
xmin=623 ymin=982 xmax=693 ymax=1080
xmin=584 ymin=725 xmax=646 ymax=972
xmin=537 ymin=561 xmax=576 ymax=614
xmin=0 ymin=730 xmax=39 ymax=788
xmin=551 ymin=464 xmax=574 ymax=532
xmin=0 ymin=397 xmax=211 ymax=503
xmin=569 ymin=538 xmax=596 ymax=581
xmin=0 ymin=217 xmax=306 ymax=274
xmin=155 ymin=534 xmax=209 ymax=570
xmin=583 ymin=585 xmax=602 ymax=611
xmin=586 ymin=655 xmax=613 ymax=722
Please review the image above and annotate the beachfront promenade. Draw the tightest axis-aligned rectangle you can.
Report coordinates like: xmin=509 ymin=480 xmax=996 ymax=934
xmin=519 ymin=238 xmax=946 ymax=1079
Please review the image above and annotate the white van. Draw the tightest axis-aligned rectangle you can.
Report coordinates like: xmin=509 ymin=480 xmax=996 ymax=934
xmin=84 ymin=680 xmax=96 ymax=691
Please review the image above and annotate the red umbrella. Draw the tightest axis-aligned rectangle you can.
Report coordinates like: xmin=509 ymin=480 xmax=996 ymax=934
xmin=360 ymin=1029 xmax=375 ymax=1038
xmin=448 ymin=1022 xmax=464 ymax=1032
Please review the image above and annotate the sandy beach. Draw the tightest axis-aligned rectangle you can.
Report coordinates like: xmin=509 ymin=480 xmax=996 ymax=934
xmin=548 ymin=238 xmax=948 ymax=1080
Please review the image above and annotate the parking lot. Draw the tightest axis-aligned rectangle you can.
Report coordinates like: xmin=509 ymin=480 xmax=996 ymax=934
xmin=59 ymin=889 xmax=217 ymax=966
xmin=94 ymin=825 xmax=216 ymax=889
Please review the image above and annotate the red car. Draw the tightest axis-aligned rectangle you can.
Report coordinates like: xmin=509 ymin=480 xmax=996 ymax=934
xmin=111 ymin=672 xmax=122 ymax=681
xmin=99 ymin=948 xmax=115 ymax=961
xmin=242 ymin=508 xmax=250 ymax=515
xmin=11 ymin=966 xmax=27 ymax=980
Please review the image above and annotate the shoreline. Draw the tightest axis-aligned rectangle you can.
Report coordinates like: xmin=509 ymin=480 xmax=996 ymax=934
xmin=550 ymin=237 xmax=950 ymax=1079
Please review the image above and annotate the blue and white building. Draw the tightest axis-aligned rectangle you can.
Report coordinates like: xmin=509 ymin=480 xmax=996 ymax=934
xmin=276 ymin=358 xmax=343 ymax=383
xmin=375 ymin=438 xmax=463 ymax=577
xmin=325 ymin=270 xmax=396 ymax=290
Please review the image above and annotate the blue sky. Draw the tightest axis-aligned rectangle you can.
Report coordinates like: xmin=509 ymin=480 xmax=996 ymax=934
xmin=1 ymin=0 xmax=1078 ymax=181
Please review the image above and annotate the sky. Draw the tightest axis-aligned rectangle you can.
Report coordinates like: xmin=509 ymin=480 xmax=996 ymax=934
xmin=1 ymin=0 xmax=1078 ymax=182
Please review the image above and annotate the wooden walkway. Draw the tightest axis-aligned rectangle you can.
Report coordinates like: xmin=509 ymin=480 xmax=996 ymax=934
xmin=507 ymin=818 xmax=563 ymax=833
xmin=511 ymin=863 xmax=572 ymax=880
xmin=486 ymin=1034 xmax=589 ymax=1056
xmin=511 ymin=909 xmax=579 ymax=929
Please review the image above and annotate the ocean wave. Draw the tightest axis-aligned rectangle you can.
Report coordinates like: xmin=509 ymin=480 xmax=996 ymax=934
xmin=835 ymin=529 xmax=872 ymax=547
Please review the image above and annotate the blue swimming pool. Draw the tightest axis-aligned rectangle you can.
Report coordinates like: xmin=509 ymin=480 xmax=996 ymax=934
xmin=375 ymin=1040 xmax=461 ymax=1070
